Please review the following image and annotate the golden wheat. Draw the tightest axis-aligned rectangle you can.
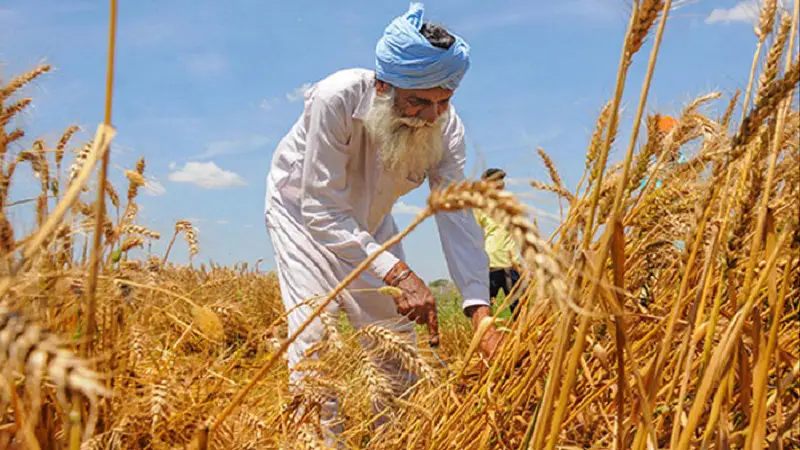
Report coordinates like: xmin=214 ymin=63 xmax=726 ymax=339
xmin=0 ymin=2 xmax=798 ymax=448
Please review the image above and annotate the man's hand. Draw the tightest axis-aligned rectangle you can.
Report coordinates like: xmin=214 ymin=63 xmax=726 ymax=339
xmin=384 ymin=262 xmax=439 ymax=345
xmin=465 ymin=305 xmax=505 ymax=360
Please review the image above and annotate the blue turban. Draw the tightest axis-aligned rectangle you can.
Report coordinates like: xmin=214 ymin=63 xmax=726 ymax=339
xmin=375 ymin=3 xmax=470 ymax=90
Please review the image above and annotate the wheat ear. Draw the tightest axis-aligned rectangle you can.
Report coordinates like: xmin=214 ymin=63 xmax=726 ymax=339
xmin=359 ymin=324 xmax=436 ymax=382
xmin=0 ymin=64 xmax=52 ymax=101
xmin=0 ymin=304 xmax=111 ymax=442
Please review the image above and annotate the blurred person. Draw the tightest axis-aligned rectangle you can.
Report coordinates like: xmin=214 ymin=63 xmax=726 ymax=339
xmin=475 ymin=168 xmax=524 ymax=316
xmin=263 ymin=2 xmax=504 ymax=444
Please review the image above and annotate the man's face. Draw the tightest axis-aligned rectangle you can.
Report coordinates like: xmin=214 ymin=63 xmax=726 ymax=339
xmin=364 ymin=81 xmax=449 ymax=178
xmin=376 ymin=80 xmax=452 ymax=124
xmin=486 ymin=178 xmax=505 ymax=190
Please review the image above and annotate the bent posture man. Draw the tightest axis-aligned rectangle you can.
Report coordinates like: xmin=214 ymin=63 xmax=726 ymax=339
xmin=264 ymin=2 xmax=503 ymax=440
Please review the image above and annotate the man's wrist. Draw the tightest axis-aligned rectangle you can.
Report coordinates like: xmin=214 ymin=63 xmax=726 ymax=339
xmin=465 ymin=304 xmax=492 ymax=328
xmin=368 ymin=245 xmax=401 ymax=281
xmin=462 ymin=298 xmax=491 ymax=313
xmin=384 ymin=261 xmax=412 ymax=286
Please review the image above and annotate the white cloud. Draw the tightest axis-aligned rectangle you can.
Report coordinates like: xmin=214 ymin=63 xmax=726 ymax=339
xmin=182 ymin=52 xmax=228 ymax=77
xmin=259 ymin=97 xmax=281 ymax=111
xmin=705 ymin=1 xmax=760 ymax=24
xmin=216 ymin=219 xmax=230 ymax=225
xmin=286 ymin=82 xmax=312 ymax=102
xmin=193 ymin=134 xmax=271 ymax=160
xmin=519 ymin=128 xmax=566 ymax=148
xmin=168 ymin=161 xmax=246 ymax=189
xmin=392 ymin=201 xmax=424 ymax=215
xmin=143 ymin=178 xmax=166 ymax=196
xmin=168 ymin=161 xmax=176 ymax=170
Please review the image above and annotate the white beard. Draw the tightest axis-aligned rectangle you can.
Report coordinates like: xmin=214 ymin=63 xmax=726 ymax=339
xmin=363 ymin=89 xmax=445 ymax=179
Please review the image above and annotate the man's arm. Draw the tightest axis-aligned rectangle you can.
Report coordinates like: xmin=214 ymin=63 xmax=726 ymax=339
xmin=299 ymin=87 xmax=398 ymax=280
xmin=428 ymin=110 xmax=491 ymax=313
xmin=429 ymin=111 xmax=504 ymax=358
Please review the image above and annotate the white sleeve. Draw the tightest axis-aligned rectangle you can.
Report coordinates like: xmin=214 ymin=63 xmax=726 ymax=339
xmin=429 ymin=110 xmax=490 ymax=311
xmin=299 ymin=89 xmax=399 ymax=280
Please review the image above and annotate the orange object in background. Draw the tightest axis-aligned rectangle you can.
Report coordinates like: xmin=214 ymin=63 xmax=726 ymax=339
xmin=658 ymin=115 xmax=678 ymax=133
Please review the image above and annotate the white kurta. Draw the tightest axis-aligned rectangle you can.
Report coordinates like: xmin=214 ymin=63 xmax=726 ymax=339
xmin=265 ymin=67 xmax=488 ymax=306
xmin=263 ymin=67 xmax=489 ymax=437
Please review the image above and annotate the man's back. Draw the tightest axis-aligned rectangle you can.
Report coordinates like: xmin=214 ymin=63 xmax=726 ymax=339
xmin=475 ymin=209 xmax=518 ymax=269
xmin=266 ymin=68 xmax=372 ymax=204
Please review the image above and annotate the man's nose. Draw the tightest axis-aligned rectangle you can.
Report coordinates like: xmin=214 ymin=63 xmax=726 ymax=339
xmin=419 ymin=105 xmax=439 ymax=123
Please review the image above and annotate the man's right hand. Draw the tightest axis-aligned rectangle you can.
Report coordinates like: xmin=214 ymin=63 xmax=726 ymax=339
xmin=384 ymin=262 xmax=439 ymax=345
xmin=465 ymin=305 xmax=505 ymax=360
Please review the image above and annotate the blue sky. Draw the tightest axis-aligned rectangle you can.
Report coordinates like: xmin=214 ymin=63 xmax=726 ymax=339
xmin=0 ymin=0 xmax=787 ymax=282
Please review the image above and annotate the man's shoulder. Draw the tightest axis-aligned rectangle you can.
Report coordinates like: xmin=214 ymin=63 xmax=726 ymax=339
xmin=310 ymin=68 xmax=374 ymax=103
xmin=442 ymin=103 xmax=466 ymax=141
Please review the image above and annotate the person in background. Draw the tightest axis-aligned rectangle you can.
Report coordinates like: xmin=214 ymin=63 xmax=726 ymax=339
xmin=475 ymin=168 xmax=524 ymax=316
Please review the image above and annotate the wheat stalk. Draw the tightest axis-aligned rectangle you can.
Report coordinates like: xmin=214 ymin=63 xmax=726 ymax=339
xmin=359 ymin=324 xmax=436 ymax=382
xmin=756 ymin=13 xmax=792 ymax=104
xmin=358 ymin=348 xmax=394 ymax=413
xmin=0 ymin=128 xmax=25 ymax=154
xmin=105 ymin=180 xmax=119 ymax=210
xmin=735 ymin=59 xmax=800 ymax=147
xmin=586 ymin=102 xmax=613 ymax=172
xmin=755 ymin=0 xmax=779 ymax=42
xmin=537 ymin=148 xmax=564 ymax=189
xmin=720 ymin=90 xmax=740 ymax=131
xmin=120 ymin=235 xmax=143 ymax=253
xmin=428 ymin=180 xmax=571 ymax=315
xmin=68 ymin=141 xmax=93 ymax=190
xmin=0 ymin=304 xmax=111 ymax=442
xmin=0 ymin=64 xmax=51 ymax=101
xmin=126 ymin=157 xmax=145 ymax=203
xmin=0 ymin=98 xmax=32 ymax=127
xmin=627 ymin=0 xmax=664 ymax=57
xmin=55 ymin=125 xmax=80 ymax=170
xmin=149 ymin=379 xmax=169 ymax=436
xmin=531 ymin=180 xmax=574 ymax=202
xmin=122 ymin=224 xmax=160 ymax=240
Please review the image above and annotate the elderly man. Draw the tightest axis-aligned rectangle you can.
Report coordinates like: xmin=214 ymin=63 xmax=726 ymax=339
xmin=263 ymin=2 xmax=503 ymax=440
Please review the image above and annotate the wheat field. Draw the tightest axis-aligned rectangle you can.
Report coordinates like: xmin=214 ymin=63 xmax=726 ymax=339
xmin=0 ymin=1 xmax=798 ymax=449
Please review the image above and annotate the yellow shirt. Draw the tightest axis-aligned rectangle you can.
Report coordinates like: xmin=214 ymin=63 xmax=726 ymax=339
xmin=474 ymin=209 xmax=521 ymax=269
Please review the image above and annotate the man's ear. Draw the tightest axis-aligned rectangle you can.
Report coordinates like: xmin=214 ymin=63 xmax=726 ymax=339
xmin=375 ymin=79 xmax=390 ymax=95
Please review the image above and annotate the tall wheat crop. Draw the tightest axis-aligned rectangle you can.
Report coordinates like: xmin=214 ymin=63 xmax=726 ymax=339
xmin=0 ymin=1 xmax=798 ymax=448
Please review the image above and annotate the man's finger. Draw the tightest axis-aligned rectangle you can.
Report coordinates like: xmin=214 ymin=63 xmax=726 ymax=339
xmin=426 ymin=306 xmax=439 ymax=347
xmin=396 ymin=298 xmax=410 ymax=315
